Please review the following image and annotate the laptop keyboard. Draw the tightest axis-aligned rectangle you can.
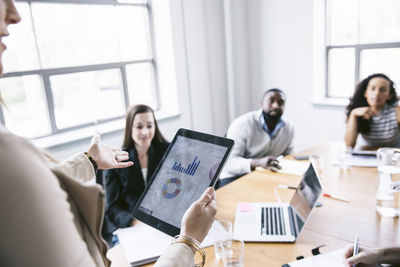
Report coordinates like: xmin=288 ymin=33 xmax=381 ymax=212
xmin=261 ymin=207 xmax=286 ymax=235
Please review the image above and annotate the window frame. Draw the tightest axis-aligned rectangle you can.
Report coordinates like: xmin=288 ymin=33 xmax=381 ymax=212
xmin=0 ymin=0 xmax=161 ymax=138
xmin=324 ymin=0 xmax=400 ymax=100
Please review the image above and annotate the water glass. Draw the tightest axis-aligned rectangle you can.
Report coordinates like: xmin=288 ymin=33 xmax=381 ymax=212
xmin=213 ymin=219 xmax=232 ymax=259
xmin=376 ymin=148 xmax=400 ymax=217
xmin=221 ymin=239 xmax=244 ymax=267
xmin=339 ymin=145 xmax=352 ymax=170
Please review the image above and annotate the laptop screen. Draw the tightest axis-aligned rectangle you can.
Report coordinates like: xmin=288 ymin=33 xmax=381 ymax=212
xmin=289 ymin=163 xmax=323 ymax=233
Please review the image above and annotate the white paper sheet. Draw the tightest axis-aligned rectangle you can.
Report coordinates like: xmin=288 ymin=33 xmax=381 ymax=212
xmin=332 ymin=155 xmax=378 ymax=167
xmin=256 ymin=159 xmax=309 ymax=176
xmin=286 ymin=248 xmax=348 ymax=267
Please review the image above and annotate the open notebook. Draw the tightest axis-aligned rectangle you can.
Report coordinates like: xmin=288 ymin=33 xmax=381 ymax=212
xmin=116 ymin=222 xmax=216 ymax=266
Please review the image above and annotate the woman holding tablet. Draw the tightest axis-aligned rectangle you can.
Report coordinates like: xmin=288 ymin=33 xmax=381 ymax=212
xmin=345 ymin=73 xmax=400 ymax=148
xmin=102 ymin=104 xmax=169 ymax=246
xmin=0 ymin=1 xmax=216 ymax=266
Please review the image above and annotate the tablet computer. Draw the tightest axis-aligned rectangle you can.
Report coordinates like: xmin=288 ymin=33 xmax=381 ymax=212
xmin=131 ymin=128 xmax=234 ymax=236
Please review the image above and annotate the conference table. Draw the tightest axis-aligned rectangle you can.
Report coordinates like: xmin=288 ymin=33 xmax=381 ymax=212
xmin=108 ymin=142 xmax=399 ymax=266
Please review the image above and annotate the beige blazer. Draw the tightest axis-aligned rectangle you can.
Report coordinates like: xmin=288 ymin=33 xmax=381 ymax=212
xmin=0 ymin=128 xmax=194 ymax=267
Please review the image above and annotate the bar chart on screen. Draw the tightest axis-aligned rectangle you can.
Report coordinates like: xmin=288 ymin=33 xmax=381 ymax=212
xmin=172 ymin=156 xmax=200 ymax=176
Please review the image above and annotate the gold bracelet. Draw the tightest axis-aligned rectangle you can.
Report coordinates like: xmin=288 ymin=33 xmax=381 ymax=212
xmin=171 ymin=235 xmax=205 ymax=267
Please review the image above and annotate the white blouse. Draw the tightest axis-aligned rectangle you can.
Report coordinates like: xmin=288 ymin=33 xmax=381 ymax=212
xmin=141 ymin=168 xmax=148 ymax=185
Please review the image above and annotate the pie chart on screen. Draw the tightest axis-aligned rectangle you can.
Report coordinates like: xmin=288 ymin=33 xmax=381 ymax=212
xmin=162 ymin=178 xmax=182 ymax=199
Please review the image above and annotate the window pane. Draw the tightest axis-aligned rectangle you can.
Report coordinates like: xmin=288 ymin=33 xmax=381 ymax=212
xmin=359 ymin=0 xmax=400 ymax=44
xmin=327 ymin=0 xmax=358 ymax=45
xmin=0 ymin=75 xmax=51 ymax=138
xmin=2 ymin=3 xmax=40 ymax=73
xmin=50 ymin=69 xmax=125 ymax=129
xmin=360 ymin=48 xmax=400 ymax=90
xmin=118 ymin=0 xmax=148 ymax=4
xmin=328 ymin=48 xmax=355 ymax=97
xmin=126 ymin=63 xmax=157 ymax=108
xmin=31 ymin=3 xmax=150 ymax=69
xmin=116 ymin=6 xmax=151 ymax=61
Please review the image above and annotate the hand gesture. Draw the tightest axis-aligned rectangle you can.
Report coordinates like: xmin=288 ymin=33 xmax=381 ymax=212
xmin=181 ymin=187 xmax=217 ymax=243
xmin=87 ymin=132 xmax=133 ymax=170
xmin=251 ymin=156 xmax=282 ymax=172
xmin=351 ymin=107 xmax=378 ymax=120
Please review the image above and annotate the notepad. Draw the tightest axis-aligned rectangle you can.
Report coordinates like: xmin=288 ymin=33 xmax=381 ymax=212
xmin=284 ymin=248 xmax=348 ymax=267
xmin=116 ymin=221 xmax=215 ymax=266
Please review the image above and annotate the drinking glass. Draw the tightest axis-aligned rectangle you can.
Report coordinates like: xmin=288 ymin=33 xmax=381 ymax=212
xmin=221 ymin=239 xmax=244 ymax=267
xmin=338 ymin=145 xmax=352 ymax=170
xmin=213 ymin=219 xmax=232 ymax=260
xmin=376 ymin=148 xmax=400 ymax=217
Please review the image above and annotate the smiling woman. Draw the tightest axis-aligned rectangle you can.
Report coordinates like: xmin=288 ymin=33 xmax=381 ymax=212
xmin=100 ymin=104 xmax=169 ymax=247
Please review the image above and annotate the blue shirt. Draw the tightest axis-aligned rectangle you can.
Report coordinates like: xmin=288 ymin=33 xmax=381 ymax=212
xmin=259 ymin=112 xmax=285 ymax=139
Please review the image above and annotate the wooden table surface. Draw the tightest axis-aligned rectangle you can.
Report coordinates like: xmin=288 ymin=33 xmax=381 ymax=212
xmin=108 ymin=142 xmax=399 ymax=266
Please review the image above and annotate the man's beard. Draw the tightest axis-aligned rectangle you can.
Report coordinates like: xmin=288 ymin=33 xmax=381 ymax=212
xmin=263 ymin=110 xmax=282 ymax=125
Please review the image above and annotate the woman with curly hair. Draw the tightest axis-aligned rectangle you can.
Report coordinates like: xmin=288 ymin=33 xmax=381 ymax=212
xmin=345 ymin=73 xmax=400 ymax=148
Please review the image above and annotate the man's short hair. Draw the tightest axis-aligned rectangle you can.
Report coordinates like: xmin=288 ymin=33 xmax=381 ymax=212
xmin=262 ymin=88 xmax=286 ymax=99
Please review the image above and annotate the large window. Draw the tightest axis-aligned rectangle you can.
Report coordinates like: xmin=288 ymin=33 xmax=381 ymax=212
xmin=326 ymin=0 xmax=400 ymax=98
xmin=0 ymin=0 xmax=159 ymax=139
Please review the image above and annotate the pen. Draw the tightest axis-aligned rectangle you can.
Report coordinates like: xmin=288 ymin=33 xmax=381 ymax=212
xmin=323 ymin=193 xmax=350 ymax=202
xmin=352 ymin=236 xmax=359 ymax=267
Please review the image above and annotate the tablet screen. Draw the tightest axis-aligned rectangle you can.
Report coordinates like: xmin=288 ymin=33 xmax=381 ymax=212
xmin=132 ymin=129 xmax=233 ymax=235
xmin=137 ymin=135 xmax=228 ymax=227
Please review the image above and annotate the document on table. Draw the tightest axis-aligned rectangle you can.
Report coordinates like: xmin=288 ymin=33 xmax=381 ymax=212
xmin=256 ymin=159 xmax=309 ymax=176
xmin=116 ymin=221 xmax=215 ymax=266
xmin=283 ymin=248 xmax=348 ymax=267
xmin=332 ymin=154 xmax=378 ymax=167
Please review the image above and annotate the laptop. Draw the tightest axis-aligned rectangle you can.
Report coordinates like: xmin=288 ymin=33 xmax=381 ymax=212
xmin=233 ymin=162 xmax=323 ymax=242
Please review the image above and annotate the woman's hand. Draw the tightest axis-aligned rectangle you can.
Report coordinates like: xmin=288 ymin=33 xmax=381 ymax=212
xmin=180 ymin=187 xmax=217 ymax=243
xmin=351 ymin=107 xmax=378 ymax=120
xmin=87 ymin=132 xmax=133 ymax=170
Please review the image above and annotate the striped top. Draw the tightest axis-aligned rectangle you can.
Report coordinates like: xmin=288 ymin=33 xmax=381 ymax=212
xmin=360 ymin=104 xmax=400 ymax=147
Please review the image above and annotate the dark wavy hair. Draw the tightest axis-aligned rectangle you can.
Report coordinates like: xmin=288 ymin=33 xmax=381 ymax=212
xmin=122 ymin=104 xmax=167 ymax=150
xmin=346 ymin=73 xmax=398 ymax=134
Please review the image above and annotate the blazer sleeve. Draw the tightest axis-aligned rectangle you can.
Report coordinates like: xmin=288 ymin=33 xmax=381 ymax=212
xmin=104 ymin=169 xmax=133 ymax=228
xmin=50 ymin=152 xmax=95 ymax=182
xmin=154 ymin=243 xmax=194 ymax=267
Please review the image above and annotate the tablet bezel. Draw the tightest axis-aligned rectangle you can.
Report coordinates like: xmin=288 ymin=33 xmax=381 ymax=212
xmin=131 ymin=128 xmax=234 ymax=237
